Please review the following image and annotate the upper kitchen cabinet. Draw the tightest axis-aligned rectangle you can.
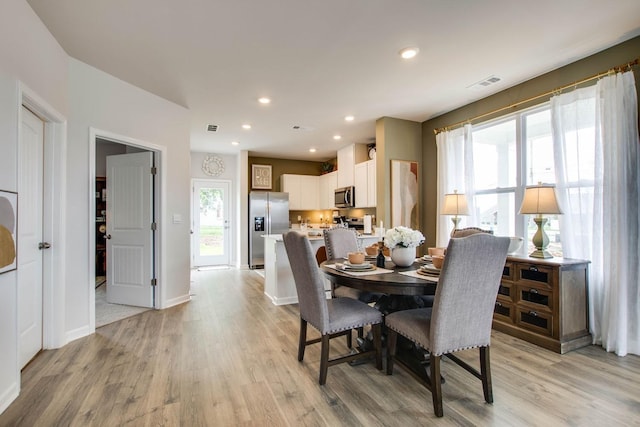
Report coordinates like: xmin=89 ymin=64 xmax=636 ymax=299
xmin=337 ymin=144 xmax=368 ymax=188
xmin=319 ymin=171 xmax=338 ymax=209
xmin=281 ymin=174 xmax=319 ymax=210
xmin=354 ymin=159 xmax=376 ymax=207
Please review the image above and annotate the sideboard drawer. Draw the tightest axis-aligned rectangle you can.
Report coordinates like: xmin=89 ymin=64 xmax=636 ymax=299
xmin=516 ymin=264 xmax=554 ymax=289
xmin=502 ymin=262 xmax=514 ymax=282
xmin=494 ymin=300 xmax=514 ymax=324
xmin=517 ymin=285 xmax=553 ymax=311
xmin=497 ymin=282 xmax=514 ymax=301
xmin=516 ymin=307 xmax=553 ymax=337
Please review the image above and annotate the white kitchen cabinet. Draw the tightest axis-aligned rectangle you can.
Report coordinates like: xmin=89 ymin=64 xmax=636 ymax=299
xmin=281 ymin=174 xmax=319 ymax=210
xmin=337 ymin=144 xmax=367 ymax=188
xmin=354 ymin=159 xmax=376 ymax=207
xmin=319 ymin=171 xmax=338 ymax=209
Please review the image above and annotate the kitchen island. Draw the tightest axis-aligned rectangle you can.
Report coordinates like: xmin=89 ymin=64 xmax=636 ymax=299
xmin=262 ymin=231 xmax=380 ymax=305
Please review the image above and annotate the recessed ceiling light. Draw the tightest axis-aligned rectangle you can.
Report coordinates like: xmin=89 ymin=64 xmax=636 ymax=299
xmin=309 ymin=148 xmax=317 ymax=153
xmin=333 ymin=135 xmax=342 ymax=140
xmin=258 ymin=97 xmax=271 ymax=104
xmin=344 ymin=115 xmax=354 ymax=122
xmin=399 ymin=47 xmax=419 ymax=59
xmin=242 ymin=124 xmax=251 ymax=129
xmin=231 ymin=141 xmax=239 ymax=146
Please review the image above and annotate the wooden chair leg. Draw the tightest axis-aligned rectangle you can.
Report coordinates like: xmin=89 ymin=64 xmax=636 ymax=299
xmin=319 ymin=335 xmax=330 ymax=385
xmin=430 ymin=354 xmax=443 ymax=417
xmin=357 ymin=327 xmax=364 ymax=339
xmin=372 ymin=323 xmax=382 ymax=370
xmin=386 ymin=329 xmax=398 ymax=375
xmin=480 ymin=346 xmax=493 ymax=404
xmin=346 ymin=329 xmax=352 ymax=349
xmin=298 ymin=318 xmax=307 ymax=362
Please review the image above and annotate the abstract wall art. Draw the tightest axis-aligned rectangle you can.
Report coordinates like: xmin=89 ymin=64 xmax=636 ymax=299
xmin=0 ymin=190 xmax=17 ymax=274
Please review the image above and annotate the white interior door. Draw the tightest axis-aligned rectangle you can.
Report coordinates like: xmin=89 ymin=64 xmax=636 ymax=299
xmin=192 ymin=180 xmax=231 ymax=266
xmin=106 ymin=152 xmax=154 ymax=307
xmin=18 ymin=106 xmax=44 ymax=368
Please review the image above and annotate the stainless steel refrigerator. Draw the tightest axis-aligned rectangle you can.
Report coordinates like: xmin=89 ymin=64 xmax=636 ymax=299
xmin=249 ymin=191 xmax=289 ymax=268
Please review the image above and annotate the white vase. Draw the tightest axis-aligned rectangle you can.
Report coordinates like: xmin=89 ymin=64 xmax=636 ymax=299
xmin=391 ymin=246 xmax=416 ymax=267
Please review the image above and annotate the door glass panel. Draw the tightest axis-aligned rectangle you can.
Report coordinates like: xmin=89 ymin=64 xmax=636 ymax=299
xmin=198 ymin=187 xmax=224 ymax=256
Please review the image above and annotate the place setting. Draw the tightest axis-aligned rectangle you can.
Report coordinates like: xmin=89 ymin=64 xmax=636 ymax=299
xmin=328 ymin=252 xmax=393 ymax=275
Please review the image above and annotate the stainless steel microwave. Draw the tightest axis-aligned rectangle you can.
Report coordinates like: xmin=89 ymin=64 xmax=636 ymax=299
xmin=334 ymin=186 xmax=355 ymax=208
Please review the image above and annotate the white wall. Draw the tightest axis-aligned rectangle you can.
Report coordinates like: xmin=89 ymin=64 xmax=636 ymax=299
xmin=190 ymin=152 xmax=240 ymax=266
xmin=68 ymin=59 xmax=192 ymax=332
xmin=0 ymin=0 xmax=193 ymax=413
xmin=0 ymin=0 xmax=69 ymax=414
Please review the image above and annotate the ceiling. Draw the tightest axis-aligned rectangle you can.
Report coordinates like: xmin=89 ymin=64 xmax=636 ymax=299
xmin=26 ymin=0 xmax=640 ymax=161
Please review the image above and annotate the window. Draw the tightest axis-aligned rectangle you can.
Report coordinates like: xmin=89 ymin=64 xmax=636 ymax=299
xmin=471 ymin=105 xmax=563 ymax=256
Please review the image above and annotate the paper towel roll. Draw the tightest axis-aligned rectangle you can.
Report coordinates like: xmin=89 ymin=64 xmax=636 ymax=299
xmin=363 ymin=215 xmax=372 ymax=234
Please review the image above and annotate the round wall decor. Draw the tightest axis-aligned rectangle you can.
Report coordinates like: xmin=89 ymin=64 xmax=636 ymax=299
xmin=202 ymin=155 xmax=224 ymax=177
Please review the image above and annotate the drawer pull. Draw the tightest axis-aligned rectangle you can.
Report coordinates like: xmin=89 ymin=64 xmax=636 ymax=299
xmin=496 ymin=302 xmax=503 ymax=307
xmin=529 ymin=288 xmax=539 ymax=294
xmin=528 ymin=311 xmax=538 ymax=317
xmin=528 ymin=266 xmax=539 ymax=272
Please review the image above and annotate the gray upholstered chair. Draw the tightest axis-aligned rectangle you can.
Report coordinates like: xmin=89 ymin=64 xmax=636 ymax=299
xmin=283 ymin=231 xmax=383 ymax=385
xmin=323 ymin=228 xmax=380 ymax=303
xmin=451 ymin=226 xmax=493 ymax=238
xmin=385 ymin=233 xmax=509 ymax=417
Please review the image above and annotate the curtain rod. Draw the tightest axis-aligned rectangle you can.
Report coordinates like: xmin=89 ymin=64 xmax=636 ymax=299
xmin=434 ymin=57 xmax=640 ymax=135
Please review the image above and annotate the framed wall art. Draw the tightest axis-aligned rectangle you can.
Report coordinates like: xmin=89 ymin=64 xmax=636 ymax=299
xmin=252 ymin=164 xmax=272 ymax=190
xmin=0 ymin=190 xmax=18 ymax=274
xmin=390 ymin=160 xmax=419 ymax=230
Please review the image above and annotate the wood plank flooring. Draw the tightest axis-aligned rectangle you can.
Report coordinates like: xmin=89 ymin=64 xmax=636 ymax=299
xmin=1 ymin=268 xmax=639 ymax=426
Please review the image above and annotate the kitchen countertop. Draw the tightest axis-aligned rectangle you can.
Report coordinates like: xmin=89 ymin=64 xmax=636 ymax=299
xmin=263 ymin=231 xmax=380 ymax=242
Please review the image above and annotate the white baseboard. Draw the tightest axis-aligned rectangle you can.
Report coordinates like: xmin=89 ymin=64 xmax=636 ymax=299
xmin=0 ymin=380 xmax=19 ymax=415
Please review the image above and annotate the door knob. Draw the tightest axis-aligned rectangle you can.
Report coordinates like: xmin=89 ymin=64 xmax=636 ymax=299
xmin=38 ymin=242 xmax=51 ymax=250
xmin=105 ymin=234 xmax=112 ymax=239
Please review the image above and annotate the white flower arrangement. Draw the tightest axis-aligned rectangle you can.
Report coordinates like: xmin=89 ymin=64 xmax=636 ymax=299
xmin=384 ymin=226 xmax=425 ymax=249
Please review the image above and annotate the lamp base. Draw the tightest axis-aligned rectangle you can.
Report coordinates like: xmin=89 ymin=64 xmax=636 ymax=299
xmin=449 ymin=216 xmax=461 ymax=237
xmin=530 ymin=216 xmax=554 ymax=259
xmin=529 ymin=249 xmax=553 ymax=259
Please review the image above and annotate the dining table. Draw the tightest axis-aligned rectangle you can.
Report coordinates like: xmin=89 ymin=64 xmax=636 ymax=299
xmin=321 ymin=256 xmax=441 ymax=381
xmin=321 ymin=258 xmax=438 ymax=294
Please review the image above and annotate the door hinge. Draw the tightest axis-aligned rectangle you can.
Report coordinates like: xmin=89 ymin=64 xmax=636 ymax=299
xmin=151 ymin=166 xmax=157 ymax=175
xmin=151 ymin=278 xmax=157 ymax=287
xmin=151 ymin=222 xmax=157 ymax=231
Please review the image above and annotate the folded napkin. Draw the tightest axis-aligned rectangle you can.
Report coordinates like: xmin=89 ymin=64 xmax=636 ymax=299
xmin=399 ymin=270 xmax=439 ymax=282
xmin=326 ymin=264 xmax=394 ymax=276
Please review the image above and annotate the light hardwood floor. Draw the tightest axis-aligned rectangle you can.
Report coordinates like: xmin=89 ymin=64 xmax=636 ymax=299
xmin=2 ymin=268 xmax=639 ymax=426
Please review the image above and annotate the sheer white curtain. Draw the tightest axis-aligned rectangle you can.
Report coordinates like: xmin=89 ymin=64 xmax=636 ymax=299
xmin=552 ymin=70 xmax=639 ymax=356
xmin=435 ymin=124 xmax=476 ymax=247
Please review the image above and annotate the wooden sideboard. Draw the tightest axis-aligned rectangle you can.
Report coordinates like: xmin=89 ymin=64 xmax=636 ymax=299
xmin=492 ymin=255 xmax=591 ymax=354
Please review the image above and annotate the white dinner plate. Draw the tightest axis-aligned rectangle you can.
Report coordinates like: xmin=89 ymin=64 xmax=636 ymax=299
xmin=343 ymin=261 xmax=373 ymax=269
xmin=420 ymin=265 xmax=440 ymax=274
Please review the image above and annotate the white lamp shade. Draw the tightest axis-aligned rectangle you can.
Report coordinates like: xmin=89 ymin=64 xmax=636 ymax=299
xmin=519 ymin=184 xmax=563 ymax=215
xmin=441 ymin=192 xmax=469 ymax=216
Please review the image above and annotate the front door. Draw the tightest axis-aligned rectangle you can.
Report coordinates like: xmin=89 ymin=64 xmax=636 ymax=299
xmin=18 ymin=106 xmax=44 ymax=368
xmin=192 ymin=180 xmax=231 ymax=266
xmin=106 ymin=152 xmax=155 ymax=307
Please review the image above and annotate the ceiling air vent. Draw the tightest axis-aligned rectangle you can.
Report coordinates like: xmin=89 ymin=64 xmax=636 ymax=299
xmin=207 ymin=124 xmax=219 ymax=132
xmin=467 ymin=75 xmax=502 ymax=91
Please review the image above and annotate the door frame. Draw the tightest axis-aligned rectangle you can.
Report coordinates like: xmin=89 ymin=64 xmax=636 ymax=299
xmin=88 ymin=128 xmax=164 ymax=329
xmin=18 ymin=82 xmax=67 ymax=350
xmin=191 ymin=178 xmax=232 ymax=267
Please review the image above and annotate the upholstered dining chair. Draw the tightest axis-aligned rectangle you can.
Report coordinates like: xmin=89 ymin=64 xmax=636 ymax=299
xmin=451 ymin=226 xmax=493 ymax=238
xmin=385 ymin=233 xmax=509 ymax=417
xmin=283 ymin=231 xmax=383 ymax=385
xmin=323 ymin=228 xmax=380 ymax=303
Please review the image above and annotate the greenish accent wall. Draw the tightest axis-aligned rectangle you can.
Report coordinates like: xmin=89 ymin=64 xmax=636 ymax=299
xmin=375 ymin=117 xmax=422 ymax=230
xmin=420 ymin=35 xmax=640 ymax=247
xmin=248 ymin=156 xmax=324 ymax=192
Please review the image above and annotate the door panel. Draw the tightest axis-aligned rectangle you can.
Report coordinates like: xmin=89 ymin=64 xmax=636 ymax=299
xmin=192 ymin=180 xmax=230 ymax=266
xmin=106 ymin=152 xmax=154 ymax=307
xmin=18 ymin=106 xmax=44 ymax=368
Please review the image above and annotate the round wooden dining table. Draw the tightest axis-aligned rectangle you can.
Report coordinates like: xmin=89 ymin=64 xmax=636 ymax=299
xmin=320 ymin=259 xmax=438 ymax=297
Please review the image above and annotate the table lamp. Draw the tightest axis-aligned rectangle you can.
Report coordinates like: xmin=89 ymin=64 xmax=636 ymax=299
xmin=442 ymin=190 xmax=469 ymax=236
xmin=518 ymin=183 xmax=563 ymax=258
